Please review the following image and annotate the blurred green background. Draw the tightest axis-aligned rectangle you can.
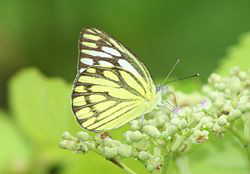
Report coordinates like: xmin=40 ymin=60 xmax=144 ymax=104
xmin=0 ymin=0 xmax=249 ymax=174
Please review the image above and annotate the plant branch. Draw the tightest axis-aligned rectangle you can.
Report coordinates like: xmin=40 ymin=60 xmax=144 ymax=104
xmin=176 ymin=155 xmax=191 ymax=174
xmin=92 ymin=148 xmax=137 ymax=174
xmin=247 ymin=144 xmax=250 ymax=172
xmin=230 ymin=126 xmax=248 ymax=147
xmin=108 ymin=158 xmax=137 ymax=174
xmin=230 ymin=125 xmax=250 ymax=170
xmin=161 ymin=153 xmax=172 ymax=174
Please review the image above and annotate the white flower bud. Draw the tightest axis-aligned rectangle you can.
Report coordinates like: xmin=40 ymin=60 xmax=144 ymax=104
xmin=201 ymin=116 xmax=213 ymax=124
xmin=200 ymin=116 xmax=214 ymax=129
xmin=85 ymin=141 xmax=95 ymax=149
xmin=139 ymin=151 xmax=150 ymax=161
xmin=242 ymin=89 xmax=250 ymax=96
xmin=118 ymin=144 xmax=132 ymax=157
xmin=202 ymin=85 xmax=212 ymax=94
xmin=67 ymin=142 xmax=80 ymax=151
xmin=239 ymin=71 xmax=247 ymax=80
xmin=142 ymin=125 xmax=160 ymax=138
xmin=246 ymin=103 xmax=250 ymax=110
xmin=238 ymin=96 xmax=249 ymax=105
xmin=193 ymin=112 xmax=205 ymax=122
xmin=133 ymin=139 xmax=150 ymax=151
xmin=104 ymin=147 xmax=118 ymax=158
xmin=222 ymin=102 xmax=233 ymax=113
xmin=230 ymin=67 xmax=240 ymax=76
xmin=79 ymin=143 xmax=89 ymax=152
xmin=193 ymin=129 xmax=209 ymax=144
xmin=178 ymin=119 xmax=188 ymax=129
xmin=161 ymin=131 xmax=171 ymax=141
xmin=76 ymin=131 xmax=89 ymax=141
xmin=183 ymin=107 xmax=192 ymax=115
xmin=214 ymin=96 xmax=224 ymax=108
xmin=229 ymin=77 xmax=241 ymax=92
xmin=218 ymin=115 xmax=228 ymax=126
xmin=166 ymin=125 xmax=177 ymax=136
xmin=213 ymin=123 xmax=222 ymax=132
xmin=228 ymin=109 xmax=241 ymax=120
xmin=238 ymin=103 xmax=250 ymax=112
xmin=128 ymin=131 xmax=144 ymax=141
xmin=147 ymin=119 xmax=156 ymax=126
xmin=62 ymin=132 xmax=74 ymax=140
xmin=224 ymin=89 xmax=231 ymax=95
xmin=59 ymin=140 xmax=69 ymax=149
xmin=155 ymin=115 xmax=166 ymax=127
xmin=103 ymin=137 xmax=115 ymax=147
xmin=124 ymin=132 xmax=132 ymax=143
xmin=146 ymin=156 xmax=161 ymax=172
xmin=214 ymin=83 xmax=226 ymax=91
xmin=209 ymin=73 xmax=221 ymax=84
xmin=59 ymin=139 xmax=80 ymax=151
xmin=171 ymin=117 xmax=181 ymax=125
xmin=130 ymin=120 xmax=140 ymax=130
xmin=208 ymin=91 xmax=220 ymax=100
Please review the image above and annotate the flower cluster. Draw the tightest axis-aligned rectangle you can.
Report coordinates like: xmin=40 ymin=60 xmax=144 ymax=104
xmin=60 ymin=67 xmax=250 ymax=174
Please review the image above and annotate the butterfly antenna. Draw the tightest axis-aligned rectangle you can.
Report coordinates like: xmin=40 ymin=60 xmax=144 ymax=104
xmin=164 ymin=73 xmax=199 ymax=84
xmin=160 ymin=59 xmax=180 ymax=87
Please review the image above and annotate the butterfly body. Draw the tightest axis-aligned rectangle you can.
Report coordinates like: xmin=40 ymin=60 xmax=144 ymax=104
xmin=71 ymin=28 xmax=162 ymax=132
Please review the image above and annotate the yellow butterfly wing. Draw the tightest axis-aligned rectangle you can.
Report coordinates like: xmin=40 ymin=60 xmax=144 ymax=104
xmin=77 ymin=28 xmax=155 ymax=93
xmin=71 ymin=28 xmax=157 ymax=132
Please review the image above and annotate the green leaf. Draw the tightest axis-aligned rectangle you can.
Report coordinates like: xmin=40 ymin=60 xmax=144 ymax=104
xmin=188 ymin=134 xmax=249 ymax=174
xmin=217 ymin=32 xmax=250 ymax=75
xmin=8 ymin=68 xmax=136 ymax=174
xmin=8 ymin=68 xmax=79 ymax=151
xmin=0 ymin=109 xmax=31 ymax=174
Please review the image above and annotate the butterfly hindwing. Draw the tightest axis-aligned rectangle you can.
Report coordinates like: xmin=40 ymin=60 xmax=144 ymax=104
xmin=72 ymin=65 xmax=156 ymax=131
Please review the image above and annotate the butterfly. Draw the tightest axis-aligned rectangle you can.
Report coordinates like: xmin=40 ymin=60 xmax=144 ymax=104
xmin=71 ymin=28 xmax=166 ymax=132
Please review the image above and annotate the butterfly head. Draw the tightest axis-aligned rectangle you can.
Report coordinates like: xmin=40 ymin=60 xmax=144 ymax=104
xmin=157 ymin=85 xmax=168 ymax=95
xmin=155 ymin=85 xmax=169 ymax=105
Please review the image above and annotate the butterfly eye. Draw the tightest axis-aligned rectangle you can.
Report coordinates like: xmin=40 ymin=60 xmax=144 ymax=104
xmin=160 ymin=86 xmax=169 ymax=95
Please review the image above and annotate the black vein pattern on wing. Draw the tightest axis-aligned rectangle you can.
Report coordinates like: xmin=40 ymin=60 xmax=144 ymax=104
xmin=75 ymin=66 xmax=146 ymax=98
xmin=72 ymin=28 xmax=155 ymax=131
xmin=78 ymin=28 xmax=119 ymax=71
xmin=78 ymin=28 xmax=153 ymax=86
xmin=86 ymin=103 xmax=140 ymax=131
xmin=71 ymin=66 xmax=147 ymax=130
xmin=79 ymin=101 xmax=136 ymax=126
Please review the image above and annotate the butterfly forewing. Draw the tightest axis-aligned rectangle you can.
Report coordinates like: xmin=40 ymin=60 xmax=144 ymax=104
xmin=72 ymin=28 xmax=157 ymax=131
xmin=78 ymin=28 xmax=155 ymax=92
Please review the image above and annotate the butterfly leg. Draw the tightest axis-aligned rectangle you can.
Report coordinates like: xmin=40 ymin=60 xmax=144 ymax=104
xmin=100 ymin=132 xmax=112 ymax=139
xmin=140 ymin=114 xmax=146 ymax=127
xmin=168 ymin=91 xmax=179 ymax=109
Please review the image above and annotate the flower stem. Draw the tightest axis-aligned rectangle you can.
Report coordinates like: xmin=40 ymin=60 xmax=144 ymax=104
xmin=248 ymin=113 xmax=250 ymax=170
xmin=176 ymin=155 xmax=191 ymax=174
xmin=92 ymin=149 xmax=137 ymax=174
xmin=230 ymin=126 xmax=248 ymax=146
xmin=247 ymin=144 xmax=250 ymax=171
xmin=108 ymin=159 xmax=137 ymax=174
xmin=161 ymin=153 xmax=172 ymax=174
xmin=230 ymin=126 xmax=250 ymax=170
